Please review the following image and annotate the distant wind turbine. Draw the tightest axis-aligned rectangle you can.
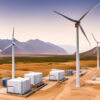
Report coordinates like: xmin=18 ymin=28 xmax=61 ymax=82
xmin=92 ymin=33 xmax=100 ymax=69
xmin=54 ymin=2 xmax=100 ymax=87
xmin=3 ymin=27 xmax=17 ymax=79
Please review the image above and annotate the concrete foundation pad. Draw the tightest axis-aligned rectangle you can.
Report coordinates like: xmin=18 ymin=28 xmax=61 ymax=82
xmin=0 ymin=88 xmax=7 ymax=94
xmin=96 ymin=77 xmax=100 ymax=81
xmin=86 ymin=80 xmax=100 ymax=84
xmin=41 ymin=81 xmax=57 ymax=90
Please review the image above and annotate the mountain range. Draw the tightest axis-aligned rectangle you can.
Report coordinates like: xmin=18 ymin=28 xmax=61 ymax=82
xmin=0 ymin=39 xmax=67 ymax=55
xmin=60 ymin=45 xmax=75 ymax=54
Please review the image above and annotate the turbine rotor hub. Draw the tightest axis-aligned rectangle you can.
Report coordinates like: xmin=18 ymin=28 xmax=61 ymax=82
xmin=75 ymin=21 xmax=80 ymax=28
xmin=12 ymin=42 xmax=15 ymax=45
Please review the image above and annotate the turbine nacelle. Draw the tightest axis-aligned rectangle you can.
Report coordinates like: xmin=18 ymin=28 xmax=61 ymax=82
xmin=75 ymin=21 xmax=80 ymax=28
xmin=12 ymin=42 xmax=16 ymax=46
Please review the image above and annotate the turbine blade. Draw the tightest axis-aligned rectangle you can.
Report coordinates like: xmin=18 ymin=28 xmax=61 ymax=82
xmin=14 ymin=43 xmax=19 ymax=49
xmin=3 ymin=44 xmax=12 ymax=52
xmin=79 ymin=25 xmax=91 ymax=45
xmin=79 ymin=2 xmax=100 ymax=21
xmin=91 ymin=33 xmax=97 ymax=43
xmin=12 ymin=27 xmax=14 ymax=40
xmin=53 ymin=11 xmax=77 ymax=22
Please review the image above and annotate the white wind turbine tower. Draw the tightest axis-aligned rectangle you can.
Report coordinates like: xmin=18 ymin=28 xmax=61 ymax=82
xmin=3 ymin=28 xmax=16 ymax=79
xmin=92 ymin=34 xmax=100 ymax=69
xmin=54 ymin=2 xmax=100 ymax=87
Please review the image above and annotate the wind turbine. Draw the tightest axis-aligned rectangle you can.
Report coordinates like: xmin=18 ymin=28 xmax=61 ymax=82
xmin=54 ymin=2 xmax=100 ymax=87
xmin=3 ymin=27 xmax=16 ymax=79
xmin=92 ymin=34 xmax=100 ymax=69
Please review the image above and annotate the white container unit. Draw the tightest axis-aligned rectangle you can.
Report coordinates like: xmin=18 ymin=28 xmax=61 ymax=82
xmin=16 ymin=77 xmax=31 ymax=92
xmin=7 ymin=78 xmax=31 ymax=94
xmin=7 ymin=79 xmax=25 ymax=94
xmin=49 ymin=70 xmax=65 ymax=81
xmin=24 ymin=72 xmax=42 ymax=85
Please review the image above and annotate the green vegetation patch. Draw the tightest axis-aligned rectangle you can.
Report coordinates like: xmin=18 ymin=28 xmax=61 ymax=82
xmin=0 ymin=55 xmax=97 ymax=65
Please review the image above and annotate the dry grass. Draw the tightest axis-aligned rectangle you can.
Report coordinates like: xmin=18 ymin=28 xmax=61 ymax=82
xmin=0 ymin=60 xmax=98 ymax=79
xmin=0 ymin=62 xmax=71 ymax=79
xmin=63 ymin=60 xmax=97 ymax=69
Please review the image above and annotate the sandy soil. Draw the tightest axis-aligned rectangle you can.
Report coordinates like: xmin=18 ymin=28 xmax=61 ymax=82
xmin=0 ymin=62 xmax=100 ymax=100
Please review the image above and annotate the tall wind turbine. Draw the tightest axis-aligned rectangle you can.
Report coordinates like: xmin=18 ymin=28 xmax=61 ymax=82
xmin=3 ymin=28 xmax=16 ymax=79
xmin=92 ymin=34 xmax=100 ymax=69
xmin=54 ymin=2 xmax=100 ymax=87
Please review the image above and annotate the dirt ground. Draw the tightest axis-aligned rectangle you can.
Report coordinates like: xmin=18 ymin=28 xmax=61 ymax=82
xmin=0 ymin=61 xmax=100 ymax=100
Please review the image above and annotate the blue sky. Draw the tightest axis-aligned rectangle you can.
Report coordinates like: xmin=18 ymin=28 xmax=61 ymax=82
xmin=0 ymin=0 xmax=100 ymax=52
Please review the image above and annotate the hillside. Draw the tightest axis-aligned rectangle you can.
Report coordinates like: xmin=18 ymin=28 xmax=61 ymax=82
xmin=81 ymin=47 xmax=98 ymax=56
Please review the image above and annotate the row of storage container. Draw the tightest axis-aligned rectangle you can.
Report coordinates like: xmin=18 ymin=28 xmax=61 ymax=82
xmin=2 ymin=70 xmax=73 ymax=87
xmin=2 ymin=69 xmax=73 ymax=94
